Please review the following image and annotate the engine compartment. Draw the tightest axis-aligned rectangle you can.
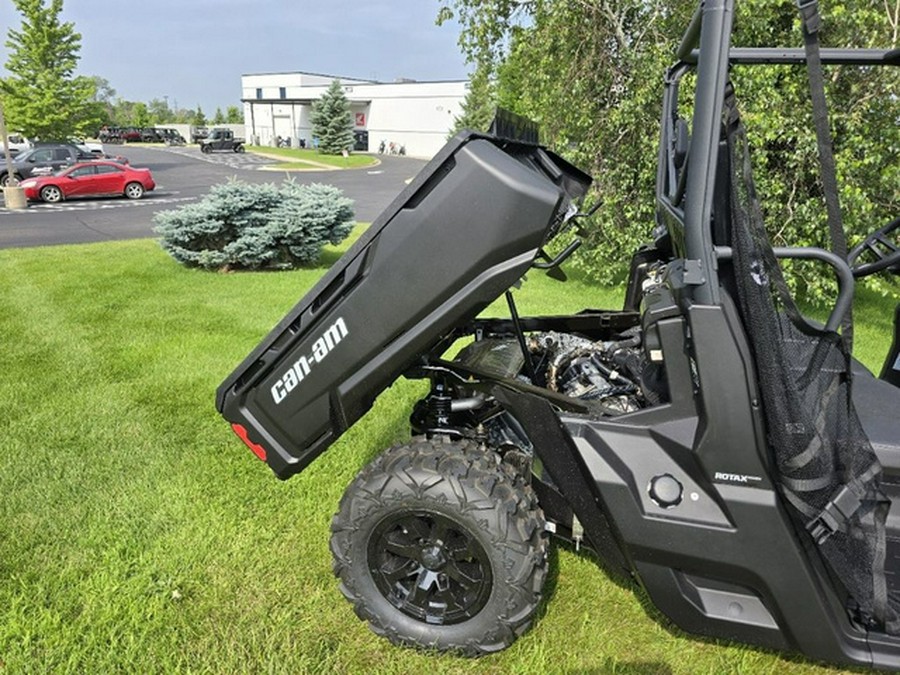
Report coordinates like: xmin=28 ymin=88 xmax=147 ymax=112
xmin=409 ymin=303 xmax=671 ymax=452
xmin=453 ymin=328 xmax=667 ymax=415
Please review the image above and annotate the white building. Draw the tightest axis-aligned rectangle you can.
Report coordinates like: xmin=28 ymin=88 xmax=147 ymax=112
xmin=241 ymin=71 xmax=468 ymax=158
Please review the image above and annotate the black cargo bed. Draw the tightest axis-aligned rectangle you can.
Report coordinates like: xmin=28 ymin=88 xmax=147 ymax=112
xmin=216 ymin=131 xmax=591 ymax=478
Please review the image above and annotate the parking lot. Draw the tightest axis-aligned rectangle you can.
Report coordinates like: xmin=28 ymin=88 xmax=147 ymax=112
xmin=0 ymin=146 xmax=427 ymax=249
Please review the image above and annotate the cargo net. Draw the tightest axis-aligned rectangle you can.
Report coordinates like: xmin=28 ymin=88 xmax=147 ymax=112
xmin=724 ymin=93 xmax=899 ymax=633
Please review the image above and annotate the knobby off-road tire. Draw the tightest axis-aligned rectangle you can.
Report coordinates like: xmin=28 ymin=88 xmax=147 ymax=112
xmin=330 ymin=437 xmax=548 ymax=655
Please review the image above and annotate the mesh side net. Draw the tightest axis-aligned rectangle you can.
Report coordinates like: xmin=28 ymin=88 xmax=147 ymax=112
xmin=724 ymin=93 xmax=899 ymax=632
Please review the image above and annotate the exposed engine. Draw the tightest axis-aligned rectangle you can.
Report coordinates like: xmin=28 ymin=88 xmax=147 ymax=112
xmin=450 ymin=326 xmax=666 ymax=416
xmin=525 ymin=330 xmax=646 ymax=414
xmin=413 ymin=327 xmax=667 ymax=449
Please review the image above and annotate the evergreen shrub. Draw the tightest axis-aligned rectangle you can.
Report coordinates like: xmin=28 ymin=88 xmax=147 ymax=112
xmin=154 ymin=180 xmax=355 ymax=271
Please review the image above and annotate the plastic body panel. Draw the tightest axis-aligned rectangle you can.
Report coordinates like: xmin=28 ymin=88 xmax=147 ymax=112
xmin=216 ymin=132 xmax=590 ymax=478
xmin=494 ymin=294 xmax=881 ymax=668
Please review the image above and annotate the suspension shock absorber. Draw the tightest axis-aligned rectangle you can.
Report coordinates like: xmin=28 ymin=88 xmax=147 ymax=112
xmin=426 ymin=379 xmax=453 ymax=434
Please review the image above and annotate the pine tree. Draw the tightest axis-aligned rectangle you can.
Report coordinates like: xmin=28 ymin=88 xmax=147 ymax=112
xmin=192 ymin=106 xmax=207 ymax=127
xmin=225 ymin=106 xmax=244 ymax=124
xmin=1 ymin=0 xmax=99 ymax=138
xmin=450 ymin=65 xmax=496 ymax=136
xmin=310 ymin=80 xmax=354 ymax=155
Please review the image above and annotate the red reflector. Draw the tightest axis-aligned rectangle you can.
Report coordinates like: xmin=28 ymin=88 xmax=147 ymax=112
xmin=231 ymin=423 xmax=267 ymax=461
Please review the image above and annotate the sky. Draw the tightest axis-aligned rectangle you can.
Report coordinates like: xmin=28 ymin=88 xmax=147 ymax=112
xmin=0 ymin=0 xmax=470 ymax=115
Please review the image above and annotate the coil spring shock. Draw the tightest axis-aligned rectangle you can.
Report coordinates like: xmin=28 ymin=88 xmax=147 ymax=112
xmin=427 ymin=381 xmax=453 ymax=431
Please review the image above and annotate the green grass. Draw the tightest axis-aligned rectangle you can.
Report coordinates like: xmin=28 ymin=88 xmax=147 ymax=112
xmin=0 ymin=234 xmax=894 ymax=673
xmin=246 ymin=146 xmax=379 ymax=170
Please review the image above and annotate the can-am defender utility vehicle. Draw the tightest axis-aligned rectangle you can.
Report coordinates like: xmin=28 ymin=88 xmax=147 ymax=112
xmin=216 ymin=0 xmax=900 ymax=668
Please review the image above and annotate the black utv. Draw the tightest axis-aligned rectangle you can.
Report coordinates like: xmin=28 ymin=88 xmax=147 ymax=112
xmin=216 ymin=0 xmax=900 ymax=668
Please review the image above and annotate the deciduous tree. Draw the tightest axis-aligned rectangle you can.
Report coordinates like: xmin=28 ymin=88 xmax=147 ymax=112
xmin=438 ymin=0 xmax=899 ymax=302
xmin=1 ymin=0 xmax=100 ymax=138
xmin=147 ymin=98 xmax=172 ymax=124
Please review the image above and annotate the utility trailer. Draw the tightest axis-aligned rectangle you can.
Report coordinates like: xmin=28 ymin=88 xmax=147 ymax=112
xmin=217 ymin=1 xmax=900 ymax=668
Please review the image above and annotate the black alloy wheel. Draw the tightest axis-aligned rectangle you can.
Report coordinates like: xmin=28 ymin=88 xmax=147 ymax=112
xmin=367 ymin=510 xmax=493 ymax=625
xmin=331 ymin=437 xmax=548 ymax=655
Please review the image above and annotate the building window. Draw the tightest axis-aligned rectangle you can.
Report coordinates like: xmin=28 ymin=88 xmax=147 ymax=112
xmin=279 ymin=87 xmax=286 ymax=99
xmin=255 ymin=88 xmax=263 ymax=99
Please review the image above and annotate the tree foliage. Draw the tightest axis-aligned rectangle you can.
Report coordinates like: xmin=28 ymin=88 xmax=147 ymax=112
xmin=438 ymin=0 xmax=899 ymax=302
xmin=154 ymin=179 xmax=355 ymax=271
xmin=1 ymin=0 xmax=100 ymax=138
xmin=450 ymin=64 xmax=496 ymax=136
xmin=225 ymin=106 xmax=244 ymax=124
xmin=311 ymin=80 xmax=355 ymax=154
xmin=192 ymin=106 xmax=207 ymax=127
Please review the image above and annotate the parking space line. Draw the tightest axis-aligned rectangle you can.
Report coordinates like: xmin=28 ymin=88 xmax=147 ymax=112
xmin=0 ymin=194 xmax=197 ymax=216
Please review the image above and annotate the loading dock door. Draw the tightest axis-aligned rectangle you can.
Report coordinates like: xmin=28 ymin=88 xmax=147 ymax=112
xmin=273 ymin=115 xmax=292 ymax=142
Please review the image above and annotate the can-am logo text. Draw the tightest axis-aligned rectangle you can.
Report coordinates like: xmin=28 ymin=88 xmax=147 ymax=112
xmin=271 ymin=317 xmax=348 ymax=404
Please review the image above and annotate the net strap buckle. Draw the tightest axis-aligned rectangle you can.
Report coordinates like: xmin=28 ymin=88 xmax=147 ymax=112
xmin=807 ymin=484 xmax=862 ymax=544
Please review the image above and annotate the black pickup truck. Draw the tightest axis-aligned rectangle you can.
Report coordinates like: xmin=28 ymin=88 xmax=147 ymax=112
xmin=200 ymin=128 xmax=245 ymax=154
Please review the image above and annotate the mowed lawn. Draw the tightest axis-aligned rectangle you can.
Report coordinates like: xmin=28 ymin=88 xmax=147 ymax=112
xmin=246 ymin=146 xmax=378 ymax=170
xmin=0 ymin=234 xmax=893 ymax=674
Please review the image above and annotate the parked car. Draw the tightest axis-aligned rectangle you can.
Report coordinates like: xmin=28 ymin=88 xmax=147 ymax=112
xmin=190 ymin=126 xmax=209 ymax=143
xmin=98 ymin=126 xmax=123 ymax=144
xmin=33 ymin=141 xmax=127 ymax=161
xmin=17 ymin=161 xmax=155 ymax=203
xmin=1 ymin=144 xmax=87 ymax=186
xmin=1 ymin=144 xmax=130 ymax=186
xmin=4 ymin=133 xmax=32 ymax=157
xmin=120 ymin=128 xmax=142 ymax=143
xmin=68 ymin=137 xmax=104 ymax=156
xmin=157 ymin=128 xmax=186 ymax=145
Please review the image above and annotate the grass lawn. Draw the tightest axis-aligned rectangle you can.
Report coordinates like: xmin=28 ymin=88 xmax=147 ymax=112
xmin=246 ymin=146 xmax=378 ymax=170
xmin=0 ymin=233 xmax=894 ymax=673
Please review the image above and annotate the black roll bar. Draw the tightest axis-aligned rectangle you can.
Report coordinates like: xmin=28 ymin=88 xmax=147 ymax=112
xmin=715 ymin=246 xmax=855 ymax=333
xmin=681 ymin=0 xmax=735 ymax=305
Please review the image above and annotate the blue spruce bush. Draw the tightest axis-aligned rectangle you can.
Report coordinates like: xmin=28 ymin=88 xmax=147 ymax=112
xmin=154 ymin=179 xmax=355 ymax=270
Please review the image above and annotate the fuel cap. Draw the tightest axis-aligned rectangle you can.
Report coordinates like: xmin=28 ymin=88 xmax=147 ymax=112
xmin=649 ymin=474 xmax=683 ymax=508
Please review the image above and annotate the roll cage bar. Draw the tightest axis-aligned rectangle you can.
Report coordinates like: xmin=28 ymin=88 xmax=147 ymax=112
xmin=661 ymin=0 xmax=898 ymax=306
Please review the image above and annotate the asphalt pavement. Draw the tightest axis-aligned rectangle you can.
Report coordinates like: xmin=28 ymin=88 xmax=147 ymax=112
xmin=0 ymin=146 xmax=428 ymax=249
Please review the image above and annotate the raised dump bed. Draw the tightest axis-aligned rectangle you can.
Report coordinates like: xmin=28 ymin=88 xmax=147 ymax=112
xmin=216 ymin=130 xmax=591 ymax=478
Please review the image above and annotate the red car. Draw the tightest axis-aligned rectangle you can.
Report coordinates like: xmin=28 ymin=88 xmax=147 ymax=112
xmin=18 ymin=161 xmax=156 ymax=203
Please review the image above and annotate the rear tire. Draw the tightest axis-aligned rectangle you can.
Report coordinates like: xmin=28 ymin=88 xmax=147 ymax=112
xmin=124 ymin=182 xmax=144 ymax=200
xmin=40 ymin=185 xmax=63 ymax=203
xmin=331 ymin=437 xmax=547 ymax=656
